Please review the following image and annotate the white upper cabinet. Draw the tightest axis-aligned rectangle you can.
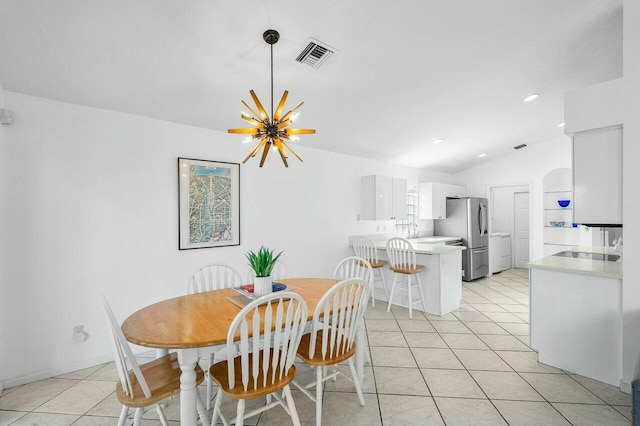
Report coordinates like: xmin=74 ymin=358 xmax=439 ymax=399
xmin=392 ymin=177 xmax=407 ymax=219
xmin=418 ymin=183 xmax=466 ymax=219
xmin=361 ymin=175 xmax=407 ymax=220
xmin=419 ymin=183 xmax=446 ymax=219
xmin=572 ymin=125 xmax=622 ymax=225
xmin=445 ymin=184 xmax=466 ymax=199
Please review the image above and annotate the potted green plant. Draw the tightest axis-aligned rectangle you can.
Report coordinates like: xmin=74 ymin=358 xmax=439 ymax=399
xmin=246 ymin=246 xmax=283 ymax=296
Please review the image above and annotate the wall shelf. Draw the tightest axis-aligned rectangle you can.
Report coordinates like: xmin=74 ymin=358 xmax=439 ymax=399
xmin=543 ymin=169 xmax=579 ymax=255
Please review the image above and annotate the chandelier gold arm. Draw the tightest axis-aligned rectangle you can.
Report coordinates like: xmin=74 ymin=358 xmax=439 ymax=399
xmin=280 ymin=102 xmax=304 ymax=122
xmin=285 ymin=128 xmax=316 ymax=135
xmin=249 ymin=90 xmax=269 ymax=121
xmin=273 ymin=90 xmax=289 ymax=121
xmin=259 ymin=140 xmax=271 ymax=167
xmin=277 ymin=119 xmax=292 ymax=130
xmin=280 ymin=139 xmax=303 ymax=162
xmin=229 ymin=128 xmax=260 ymax=134
xmin=243 ymin=137 xmax=268 ymax=163
xmin=241 ymin=100 xmax=262 ymax=121
xmin=273 ymin=138 xmax=289 ymax=167
xmin=241 ymin=113 xmax=265 ymax=128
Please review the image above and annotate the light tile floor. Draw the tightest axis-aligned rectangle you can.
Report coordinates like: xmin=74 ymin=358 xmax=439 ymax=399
xmin=0 ymin=268 xmax=632 ymax=425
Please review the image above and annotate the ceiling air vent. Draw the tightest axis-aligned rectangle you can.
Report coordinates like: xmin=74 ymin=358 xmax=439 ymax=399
xmin=514 ymin=144 xmax=527 ymax=150
xmin=295 ymin=39 xmax=336 ymax=70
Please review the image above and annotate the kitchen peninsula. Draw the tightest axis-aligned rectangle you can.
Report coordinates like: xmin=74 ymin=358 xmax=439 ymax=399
xmin=349 ymin=235 xmax=466 ymax=315
xmin=528 ymin=246 xmax=623 ymax=387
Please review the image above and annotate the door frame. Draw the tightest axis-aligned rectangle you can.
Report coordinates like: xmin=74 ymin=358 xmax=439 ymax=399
xmin=485 ymin=182 xmax=533 ymax=272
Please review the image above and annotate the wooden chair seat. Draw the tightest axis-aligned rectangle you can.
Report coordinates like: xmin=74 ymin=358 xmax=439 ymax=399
xmin=296 ymin=330 xmax=356 ymax=366
xmin=116 ymin=352 xmax=205 ymax=408
xmin=390 ymin=264 xmax=425 ymax=274
xmin=209 ymin=349 xmax=296 ymax=399
xmin=368 ymin=259 xmax=387 ymax=268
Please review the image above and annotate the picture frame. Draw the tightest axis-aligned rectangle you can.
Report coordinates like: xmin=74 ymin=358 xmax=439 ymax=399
xmin=178 ymin=158 xmax=240 ymax=250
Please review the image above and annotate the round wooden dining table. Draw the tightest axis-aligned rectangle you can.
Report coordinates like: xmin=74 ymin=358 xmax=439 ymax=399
xmin=121 ymin=278 xmax=365 ymax=426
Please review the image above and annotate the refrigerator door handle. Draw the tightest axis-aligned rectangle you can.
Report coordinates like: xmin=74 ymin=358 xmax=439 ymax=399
xmin=480 ymin=204 xmax=487 ymax=235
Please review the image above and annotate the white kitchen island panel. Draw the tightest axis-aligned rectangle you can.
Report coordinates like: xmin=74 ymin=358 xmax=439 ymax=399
xmin=529 ymin=267 xmax=622 ymax=387
xmin=349 ymin=235 xmax=465 ymax=316
xmin=375 ymin=250 xmax=463 ymax=316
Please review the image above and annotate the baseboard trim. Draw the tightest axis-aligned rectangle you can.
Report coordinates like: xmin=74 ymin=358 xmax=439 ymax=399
xmin=621 ymin=380 xmax=632 ymax=394
xmin=2 ymin=353 xmax=113 ymax=389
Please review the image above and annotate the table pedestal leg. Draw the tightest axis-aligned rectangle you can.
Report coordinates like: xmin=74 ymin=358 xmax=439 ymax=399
xmin=356 ymin=321 xmax=365 ymax=385
xmin=178 ymin=349 xmax=199 ymax=426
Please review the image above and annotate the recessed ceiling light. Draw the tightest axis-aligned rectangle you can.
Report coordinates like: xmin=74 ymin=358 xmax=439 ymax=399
xmin=479 ymin=153 xmax=487 ymax=158
xmin=433 ymin=139 xmax=443 ymax=144
xmin=524 ymin=93 xmax=539 ymax=102
xmin=558 ymin=122 xmax=565 ymax=127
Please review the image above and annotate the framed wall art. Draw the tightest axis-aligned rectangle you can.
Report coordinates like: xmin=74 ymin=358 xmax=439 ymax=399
xmin=178 ymin=158 xmax=240 ymax=249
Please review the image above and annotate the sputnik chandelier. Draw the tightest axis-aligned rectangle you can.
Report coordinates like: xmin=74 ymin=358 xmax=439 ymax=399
xmin=228 ymin=29 xmax=315 ymax=167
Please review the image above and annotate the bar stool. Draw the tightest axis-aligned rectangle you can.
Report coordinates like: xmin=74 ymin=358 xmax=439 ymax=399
xmin=352 ymin=236 xmax=388 ymax=307
xmin=385 ymin=237 xmax=427 ymax=319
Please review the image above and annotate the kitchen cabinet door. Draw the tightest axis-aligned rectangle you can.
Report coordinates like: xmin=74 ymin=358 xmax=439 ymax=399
xmin=361 ymin=175 xmax=405 ymax=220
xmin=392 ymin=177 xmax=407 ymax=219
xmin=445 ymin=184 xmax=466 ymax=199
xmin=418 ymin=183 xmax=446 ymax=219
xmin=572 ymin=125 xmax=622 ymax=225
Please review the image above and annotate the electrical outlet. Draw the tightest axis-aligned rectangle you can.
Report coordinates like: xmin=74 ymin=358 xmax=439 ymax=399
xmin=73 ymin=325 xmax=84 ymax=335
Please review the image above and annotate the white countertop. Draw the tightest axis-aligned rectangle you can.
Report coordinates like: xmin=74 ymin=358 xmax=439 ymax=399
xmin=527 ymin=246 xmax=623 ymax=279
xmin=348 ymin=234 xmax=466 ymax=255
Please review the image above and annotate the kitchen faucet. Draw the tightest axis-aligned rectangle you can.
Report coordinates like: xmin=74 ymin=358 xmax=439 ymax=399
xmin=410 ymin=222 xmax=418 ymax=238
xmin=613 ymin=236 xmax=623 ymax=252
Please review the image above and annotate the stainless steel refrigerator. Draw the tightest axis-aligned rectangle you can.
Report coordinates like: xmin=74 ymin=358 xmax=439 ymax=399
xmin=434 ymin=197 xmax=489 ymax=281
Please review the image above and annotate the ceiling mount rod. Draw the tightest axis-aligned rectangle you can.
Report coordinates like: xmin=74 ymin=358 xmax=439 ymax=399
xmin=263 ymin=29 xmax=279 ymax=120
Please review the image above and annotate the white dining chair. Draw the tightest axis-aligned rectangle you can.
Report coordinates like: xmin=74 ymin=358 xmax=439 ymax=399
xmin=333 ymin=256 xmax=374 ymax=294
xmin=187 ymin=263 xmax=243 ymax=409
xmin=188 ymin=263 xmax=243 ymax=294
xmin=292 ymin=278 xmax=369 ymax=426
xmin=208 ymin=292 xmax=308 ymax=426
xmin=333 ymin=256 xmax=373 ymax=365
xmin=386 ymin=237 xmax=427 ymax=319
xmin=352 ymin=236 xmax=388 ymax=306
xmin=100 ymin=295 xmax=207 ymax=426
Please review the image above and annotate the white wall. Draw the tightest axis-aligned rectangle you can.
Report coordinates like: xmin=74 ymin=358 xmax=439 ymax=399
xmin=622 ymin=0 xmax=640 ymax=390
xmin=0 ymin=85 xmax=6 ymax=393
xmin=0 ymin=91 xmax=421 ymax=386
xmin=452 ymin=136 xmax=572 ymax=261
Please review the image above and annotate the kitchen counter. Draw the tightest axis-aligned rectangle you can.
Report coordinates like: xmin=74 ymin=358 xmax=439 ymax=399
xmin=528 ymin=246 xmax=623 ymax=387
xmin=349 ymin=234 xmax=466 ymax=255
xmin=348 ymin=234 xmax=465 ymax=315
xmin=527 ymin=246 xmax=622 ymax=279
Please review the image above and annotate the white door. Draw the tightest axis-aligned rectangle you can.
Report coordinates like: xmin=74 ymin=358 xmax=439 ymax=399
xmin=514 ymin=192 xmax=530 ymax=268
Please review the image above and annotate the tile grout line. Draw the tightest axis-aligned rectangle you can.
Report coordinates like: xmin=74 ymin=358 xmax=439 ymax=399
xmin=421 ymin=305 xmax=512 ymax=425
xmin=391 ymin=307 xmax=447 ymax=426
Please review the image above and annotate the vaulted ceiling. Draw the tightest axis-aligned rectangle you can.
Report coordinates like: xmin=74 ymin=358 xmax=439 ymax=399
xmin=0 ymin=0 xmax=622 ymax=172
